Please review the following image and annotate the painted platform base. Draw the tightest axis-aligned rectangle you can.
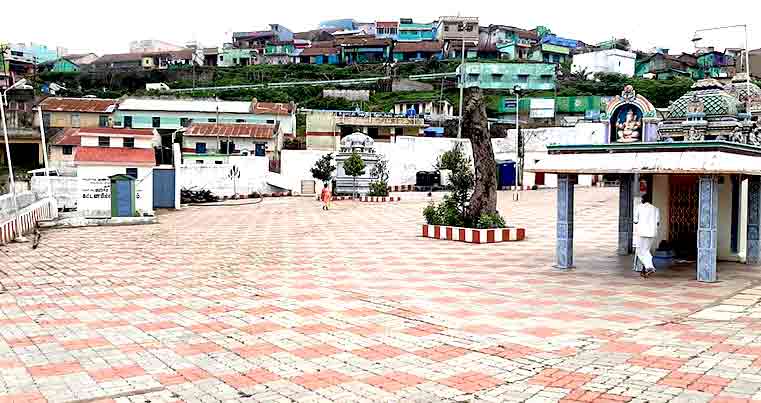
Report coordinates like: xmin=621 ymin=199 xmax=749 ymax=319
xmin=331 ymin=196 xmax=401 ymax=203
xmin=421 ymin=224 xmax=526 ymax=243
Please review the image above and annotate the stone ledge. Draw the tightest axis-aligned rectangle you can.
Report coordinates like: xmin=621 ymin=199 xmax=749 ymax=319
xmin=421 ymin=224 xmax=526 ymax=243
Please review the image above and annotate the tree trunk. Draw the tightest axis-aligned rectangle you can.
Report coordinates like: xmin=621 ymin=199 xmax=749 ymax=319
xmin=464 ymin=87 xmax=498 ymax=221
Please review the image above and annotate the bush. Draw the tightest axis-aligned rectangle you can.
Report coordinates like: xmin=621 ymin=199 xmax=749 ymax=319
xmin=423 ymin=204 xmax=439 ymax=225
xmin=368 ymin=181 xmax=389 ymax=196
xmin=476 ymin=212 xmax=507 ymax=229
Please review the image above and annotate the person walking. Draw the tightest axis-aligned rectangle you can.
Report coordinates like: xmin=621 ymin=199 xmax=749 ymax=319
xmin=320 ymin=183 xmax=332 ymax=211
xmin=634 ymin=193 xmax=660 ymax=278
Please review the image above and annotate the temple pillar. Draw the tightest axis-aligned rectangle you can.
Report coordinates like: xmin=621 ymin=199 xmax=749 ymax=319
xmin=697 ymin=175 xmax=719 ymax=282
xmin=618 ymin=174 xmax=634 ymax=256
xmin=747 ymin=176 xmax=761 ymax=265
xmin=556 ymin=174 xmax=574 ymax=269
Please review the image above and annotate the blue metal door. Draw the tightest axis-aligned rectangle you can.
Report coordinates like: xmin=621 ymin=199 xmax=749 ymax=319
xmin=153 ymin=169 xmax=176 ymax=208
xmin=116 ymin=181 xmax=132 ymax=217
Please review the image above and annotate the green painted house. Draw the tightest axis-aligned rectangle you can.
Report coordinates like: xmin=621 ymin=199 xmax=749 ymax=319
xmin=458 ymin=62 xmax=556 ymax=91
xmin=44 ymin=57 xmax=80 ymax=73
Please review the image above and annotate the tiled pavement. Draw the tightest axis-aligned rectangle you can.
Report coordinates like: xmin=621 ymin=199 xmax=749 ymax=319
xmin=1 ymin=187 xmax=761 ymax=403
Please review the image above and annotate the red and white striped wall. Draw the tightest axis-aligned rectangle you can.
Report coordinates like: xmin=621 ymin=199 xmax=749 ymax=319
xmin=421 ymin=224 xmax=526 ymax=243
xmin=0 ymin=198 xmax=56 ymax=245
xmin=332 ymin=196 xmax=401 ymax=202
xmin=387 ymin=185 xmax=415 ymax=192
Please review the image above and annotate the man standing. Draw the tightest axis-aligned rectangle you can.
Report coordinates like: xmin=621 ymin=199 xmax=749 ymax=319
xmin=634 ymin=193 xmax=660 ymax=278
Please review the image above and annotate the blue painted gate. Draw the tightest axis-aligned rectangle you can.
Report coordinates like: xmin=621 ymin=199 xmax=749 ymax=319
xmin=153 ymin=169 xmax=176 ymax=208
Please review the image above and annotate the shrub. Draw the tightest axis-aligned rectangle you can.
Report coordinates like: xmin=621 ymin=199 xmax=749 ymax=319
xmin=368 ymin=181 xmax=389 ymax=197
xmin=423 ymin=204 xmax=440 ymax=225
xmin=476 ymin=212 xmax=507 ymax=229
xmin=423 ymin=144 xmax=474 ymax=227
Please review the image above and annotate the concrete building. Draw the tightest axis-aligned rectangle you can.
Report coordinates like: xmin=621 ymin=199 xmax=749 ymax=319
xmin=375 ymin=21 xmax=399 ymax=41
xmin=304 ymin=110 xmax=426 ymax=150
xmin=393 ymin=100 xmax=453 ymax=118
xmin=458 ymin=62 xmax=556 ymax=91
xmin=130 ymin=40 xmax=184 ymax=53
xmin=74 ymin=127 xmax=160 ymax=217
xmin=392 ymin=41 xmax=443 ymax=62
xmin=181 ymin=122 xmax=282 ymax=163
xmin=478 ymin=25 xmax=539 ymax=60
xmin=48 ymin=128 xmax=80 ymax=175
xmin=37 ymin=97 xmax=118 ymax=129
xmin=398 ymin=20 xmax=437 ymax=42
xmin=113 ymin=98 xmax=296 ymax=136
xmin=572 ymin=49 xmax=636 ymax=78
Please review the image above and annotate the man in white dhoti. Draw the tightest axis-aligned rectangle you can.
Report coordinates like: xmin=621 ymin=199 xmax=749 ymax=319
xmin=634 ymin=193 xmax=660 ymax=278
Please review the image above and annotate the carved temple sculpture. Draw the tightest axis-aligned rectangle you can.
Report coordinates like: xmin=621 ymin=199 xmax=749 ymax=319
xmin=603 ymin=85 xmax=658 ymax=143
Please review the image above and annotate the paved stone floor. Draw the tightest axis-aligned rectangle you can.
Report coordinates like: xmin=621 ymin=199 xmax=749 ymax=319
xmin=2 ymin=187 xmax=761 ymax=403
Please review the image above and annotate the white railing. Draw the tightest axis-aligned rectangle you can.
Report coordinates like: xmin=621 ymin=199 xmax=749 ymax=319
xmin=0 ymin=197 xmax=56 ymax=245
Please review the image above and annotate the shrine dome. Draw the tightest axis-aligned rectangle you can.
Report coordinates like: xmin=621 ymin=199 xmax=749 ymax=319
xmin=725 ymin=73 xmax=761 ymax=113
xmin=666 ymin=78 xmax=740 ymax=120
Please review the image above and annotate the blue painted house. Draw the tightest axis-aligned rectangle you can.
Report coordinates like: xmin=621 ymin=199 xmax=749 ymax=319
xmin=397 ymin=20 xmax=437 ymax=42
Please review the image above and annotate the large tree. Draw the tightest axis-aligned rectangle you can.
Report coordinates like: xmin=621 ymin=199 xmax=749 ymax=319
xmin=462 ymin=87 xmax=497 ymax=221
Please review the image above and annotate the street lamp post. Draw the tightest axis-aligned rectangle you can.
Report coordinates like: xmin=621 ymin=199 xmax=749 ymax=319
xmin=0 ymin=78 xmax=28 ymax=217
xmin=513 ymin=85 xmax=522 ymax=200
xmin=692 ymin=24 xmax=751 ymax=115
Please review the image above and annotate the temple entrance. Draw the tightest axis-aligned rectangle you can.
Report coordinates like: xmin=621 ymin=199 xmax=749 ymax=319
xmin=669 ymin=175 xmax=699 ymax=258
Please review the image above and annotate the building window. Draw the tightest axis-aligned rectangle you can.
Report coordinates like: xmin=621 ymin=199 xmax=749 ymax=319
xmin=195 ymin=142 xmax=207 ymax=154
xmin=180 ymin=117 xmax=190 ymax=127
xmin=98 ymin=136 xmax=110 ymax=147
xmin=62 ymin=145 xmax=73 ymax=155
xmin=42 ymin=112 xmax=51 ymax=127
xmin=208 ymin=118 xmax=216 ymax=123
xmin=71 ymin=113 xmax=81 ymax=128
xmin=126 ymin=168 xmax=138 ymax=178
xmin=516 ymin=74 xmax=529 ymax=83
xmin=152 ymin=116 xmax=161 ymax=128
xmin=266 ymin=119 xmax=275 ymax=124
xmin=123 ymin=137 xmax=135 ymax=148
xmin=444 ymin=25 xmax=449 ymax=32
xmin=99 ymin=115 xmax=109 ymax=128
xmin=123 ymin=116 xmax=133 ymax=128
xmin=235 ymin=119 xmax=245 ymax=123
xmin=214 ymin=160 xmax=223 ymax=164
xmin=196 ymin=160 xmax=204 ymax=164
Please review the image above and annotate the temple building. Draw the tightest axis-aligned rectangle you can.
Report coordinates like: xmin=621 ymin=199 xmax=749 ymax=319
xmin=724 ymin=73 xmax=761 ymax=119
xmin=530 ymin=81 xmax=761 ymax=282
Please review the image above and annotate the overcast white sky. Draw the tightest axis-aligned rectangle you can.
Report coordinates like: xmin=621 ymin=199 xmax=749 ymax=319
xmin=2 ymin=0 xmax=759 ymax=55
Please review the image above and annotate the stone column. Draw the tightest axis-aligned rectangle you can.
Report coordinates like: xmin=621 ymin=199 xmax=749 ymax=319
xmin=697 ymin=175 xmax=719 ymax=282
xmin=748 ymin=176 xmax=761 ymax=265
xmin=556 ymin=174 xmax=574 ymax=269
xmin=618 ymin=174 xmax=634 ymax=256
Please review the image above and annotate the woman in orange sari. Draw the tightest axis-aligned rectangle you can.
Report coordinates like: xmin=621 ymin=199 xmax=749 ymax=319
xmin=321 ymin=183 xmax=332 ymax=210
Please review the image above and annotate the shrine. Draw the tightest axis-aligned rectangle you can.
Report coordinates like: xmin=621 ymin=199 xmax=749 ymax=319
xmin=335 ymin=132 xmax=380 ymax=196
xmin=530 ymin=82 xmax=761 ymax=282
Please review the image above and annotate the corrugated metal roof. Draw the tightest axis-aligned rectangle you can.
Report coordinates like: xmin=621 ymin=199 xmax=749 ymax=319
xmin=253 ymin=101 xmax=293 ymax=115
xmin=74 ymin=147 xmax=155 ymax=165
xmin=50 ymin=128 xmax=81 ymax=146
xmin=40 ymin=97 xmax=117 ymax=113
xmin=394 ymin=41 xmax=443 ymax=53
xmin=117 ymin=98 xmax=253 ymax=114
xmin=185 ymin=123 xmax=276 ymax=139
xmin=78 ymin=127 xmax=156 ymax=137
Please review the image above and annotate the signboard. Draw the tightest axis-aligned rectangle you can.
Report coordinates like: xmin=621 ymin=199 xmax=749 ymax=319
xmin=530 ymin=98 xmax=555 ymax=118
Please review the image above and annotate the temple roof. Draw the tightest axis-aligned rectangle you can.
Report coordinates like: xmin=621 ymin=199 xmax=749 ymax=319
xmin=725 ymin=73 xmax=761 ymax=113
xmin=666 ymin=78 xmax=740 ymax=120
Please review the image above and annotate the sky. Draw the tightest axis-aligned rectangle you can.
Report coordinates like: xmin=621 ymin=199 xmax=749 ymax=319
xmin=2 ymin=0 xmax=759 ymax=55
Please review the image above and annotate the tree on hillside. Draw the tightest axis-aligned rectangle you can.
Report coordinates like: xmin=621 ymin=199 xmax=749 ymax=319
xmin=343 ymin=152 xmax=366 ymax=200
xmin=310 ymin=153 xmax=335 ymax=186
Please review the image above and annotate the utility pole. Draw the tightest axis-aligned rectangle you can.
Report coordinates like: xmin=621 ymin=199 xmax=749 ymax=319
xmin=457 ymin=17 xmax=466 ymax=139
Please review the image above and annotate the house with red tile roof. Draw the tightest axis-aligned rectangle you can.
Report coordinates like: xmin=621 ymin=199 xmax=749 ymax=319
xmin=181 ymin=122 xmax=282 ymax=164
xmin=72 ymin=128 xmax=160 ymax=217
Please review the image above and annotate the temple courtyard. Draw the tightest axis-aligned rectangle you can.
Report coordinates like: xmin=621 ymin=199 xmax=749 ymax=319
xmin=2 ymin=187 xmax=761 ymax=403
